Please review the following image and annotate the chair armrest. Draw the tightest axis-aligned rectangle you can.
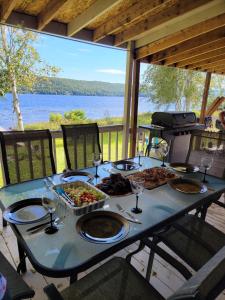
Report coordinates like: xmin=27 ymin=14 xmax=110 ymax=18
xmin=44 ymin=284 xmax=64 ymax=300
xmin=169 ymin=246 xmax=225 ymax=300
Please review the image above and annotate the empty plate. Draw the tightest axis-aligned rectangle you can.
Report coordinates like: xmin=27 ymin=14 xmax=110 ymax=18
xmin=169 ymin=162 xmax=199 ymax=173
xmin=3 ymin=198 xmax=48 ymax=224
xmin=61 ymin=170 xmax=94 ymax=183
xmin=76 ymin=211 xmax=129 ymax=244
xmin=168 ymin=178 xmax=207 ymax=194
xmin=112 ymin=160 xmax=139 ymax=171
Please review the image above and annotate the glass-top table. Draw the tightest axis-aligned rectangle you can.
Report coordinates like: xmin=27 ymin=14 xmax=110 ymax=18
xmin=0 ymin=157 xmax=225 ymax=280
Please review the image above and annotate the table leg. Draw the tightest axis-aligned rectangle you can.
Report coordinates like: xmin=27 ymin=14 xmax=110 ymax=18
xmin=17 ymin=240 xmax=27 ymax=273
xmin=70 ymin=273 xmax=77 ymax=285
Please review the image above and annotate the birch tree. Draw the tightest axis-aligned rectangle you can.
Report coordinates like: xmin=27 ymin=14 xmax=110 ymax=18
xmin=0 ymin=25 xmax=59 ymax=130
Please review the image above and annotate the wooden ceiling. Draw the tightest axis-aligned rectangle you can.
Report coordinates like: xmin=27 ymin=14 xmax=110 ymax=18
xmin=1 ymin=0 xmax=225 ymax=75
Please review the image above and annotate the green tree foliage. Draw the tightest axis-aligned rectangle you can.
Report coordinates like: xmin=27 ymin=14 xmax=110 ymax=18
xmin=49 ymin=113 xmax=63 ymax=123
xmin=142 ymin=65 xmax=204 ymax=111
xmin=0 ymin=25 xmax=59 ymax=130
xmin=20 ymin=77 xmax=126 ymax=96
xmin=64 ymin=109 xmax=87 ymax=121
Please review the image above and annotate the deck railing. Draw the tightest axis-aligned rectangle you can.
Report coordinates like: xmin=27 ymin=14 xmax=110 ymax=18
xmin=0 ymin=124 xmax=149 ymax=185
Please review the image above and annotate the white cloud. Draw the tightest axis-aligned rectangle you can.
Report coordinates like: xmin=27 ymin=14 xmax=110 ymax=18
xmin=96 ymin=68 xmax=125 ymax=75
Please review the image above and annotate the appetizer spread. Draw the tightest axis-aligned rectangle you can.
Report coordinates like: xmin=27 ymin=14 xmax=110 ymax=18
xmin=96 ymin=173 xmax=132 ymax=196
xmin=64 ymin=186 xmax=103 ymax=207
xmin=128 ymin=167 xmax=177 ymax=189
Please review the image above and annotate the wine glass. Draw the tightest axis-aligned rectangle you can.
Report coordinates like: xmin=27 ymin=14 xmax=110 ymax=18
xmin=130 ymin=178 xmax=145 ymax=214
xmin=200 ymin=156 xmax=214 ymax=183
xmin=156 ymin=140 xmax=170 ymax=167
xmin=93 ymin=152 xmax=102 ymax=178
xmin=137 ymin=143 xmax=145 ymax=166
xmin=42 ymin=197 xmax=58 ymax=234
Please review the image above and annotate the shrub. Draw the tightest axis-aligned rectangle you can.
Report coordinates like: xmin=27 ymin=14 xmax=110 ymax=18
xmin=64 ymin=109 xmax=86 ymax=121
xmin=49 ymin=113 xmax=63 ymax=122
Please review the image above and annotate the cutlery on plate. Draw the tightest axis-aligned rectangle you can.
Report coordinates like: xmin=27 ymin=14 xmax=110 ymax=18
xmin=116 ymin=204 xmax=142 ymax=224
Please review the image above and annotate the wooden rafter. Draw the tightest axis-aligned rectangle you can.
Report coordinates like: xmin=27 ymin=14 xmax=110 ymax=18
xmin=38 ymin=0 xmax=68 ymax=30
xmin=148 ymin=26 xmax=225 ymax=63
xmin=188 ymin=53 xmax=225 ymax=69
xmin=93 ymin=0 xmax=172 ymax=42
xmin=135 ymin=11 xmax=225 ymax=59
xmin=114 ymin=0 xmax=212 ymax=46
xmin=67 ymin=0 xmax=120 ymax=37
xmin=1 ymin=0 xmax=17 ymax=22
xmin=164 ymin=38 xmax=225 ymax=65
xmin=176 ymin=47 xmax=225 ymax=67
xmin=136 ymin=0 xmax=225 ymax=49
xmin=204 ymin=64 xmax=225 ymax=73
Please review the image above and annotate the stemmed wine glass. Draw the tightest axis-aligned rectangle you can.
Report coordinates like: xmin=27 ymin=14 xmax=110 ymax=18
xmin=93 ymin=152 xmax=102 ymax=178
xmin=200 ymin=156 xmax=214 ymax=183
xmin=42 ymin=197 xmax=58 ymax=234
xmin=130 ymin=178 xmax=145 ymax=214
xmin=137 ymin=143 xmax=144 ymax=166
xmin=155 ymin=140 xmax=170 ymax=167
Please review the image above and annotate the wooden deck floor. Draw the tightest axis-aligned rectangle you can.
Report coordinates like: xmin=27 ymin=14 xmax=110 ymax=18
xmin=0 ymin=200 xmax=225 ymax=300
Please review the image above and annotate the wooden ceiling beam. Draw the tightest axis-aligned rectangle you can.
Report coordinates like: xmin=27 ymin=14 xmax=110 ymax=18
xmin=67 ymin=0 xmax=120 ymax=37
xmin=148 ymin=26 xmax=225 ymax=63
xmin=1 ymin=0 xmax=17 ymax=22
xmin=37 ymin=0 xmax=68 ymax=30
xmin=135 ymin=10 xmax=225 ymax=59
xmin=187 ymin=53 xmax=225 ymax=69
xmin=136 ymin=0 xmax=225 ymax=49
xmin=115 ymin=0 xmax=212 ymax=46
xmin=176 ymin=47 xmax=225 ymax=67
xmin=93 ymin=0 xmax=172 ymax=42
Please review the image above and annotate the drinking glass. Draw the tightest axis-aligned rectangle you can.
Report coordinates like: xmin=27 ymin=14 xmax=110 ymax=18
xmin=93 ymin=152 xmax=102 ymax=178
xmin=137 ymin=144 xmax=144 ymax=166
xmin=156 ymin=140 xmax=170 ymax=167
xmin=130 ymin=178 xmax=145 ymax=214
xmin=42 ymin=197 xmax=58 ymax=234
xmin=200 ymin=156 xmax=214 ymax=183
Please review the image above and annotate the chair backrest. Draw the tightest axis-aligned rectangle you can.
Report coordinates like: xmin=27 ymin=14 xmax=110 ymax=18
xmin=61 ymin=123 xmax=101 ymax=170
xmin=169 ymin=246 xmax=225 ymax=300
xmin=186 ymin=130 xmax=225 ymax=178
xmin=0 ymin=130 xmax=56 ymax=185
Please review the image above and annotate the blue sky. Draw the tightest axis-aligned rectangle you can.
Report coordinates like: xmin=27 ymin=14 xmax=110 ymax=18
xmin=35 ymin=33 xmax=135 ymax=84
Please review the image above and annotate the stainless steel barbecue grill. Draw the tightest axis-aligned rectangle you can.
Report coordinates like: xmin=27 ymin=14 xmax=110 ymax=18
xmin=139 ymin=112 xmax=205 ymax=163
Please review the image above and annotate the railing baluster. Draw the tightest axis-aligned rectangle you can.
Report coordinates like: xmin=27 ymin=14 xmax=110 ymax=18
xmin=116 ymin=131 xmax=119 ymax=161
xmin=52 ymin=136 xmax=57 ymax=171
xmin=108 ymin=132 xmax=111 ymax=161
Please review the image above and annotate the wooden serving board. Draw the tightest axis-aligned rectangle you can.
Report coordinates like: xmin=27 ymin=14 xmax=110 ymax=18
xmin=127 ymin=167 xmax=179 ymax=190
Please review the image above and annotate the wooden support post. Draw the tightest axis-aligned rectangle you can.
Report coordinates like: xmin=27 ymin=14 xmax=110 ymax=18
xmin=206 ymin=96 xmax=225 ymax=116
xmin=122 ymin=41 xmax=135 ymax=159
xmin=129 ymin=60 xmax=140 ymax=157
xmin=199 ymin=72 xmax=211 ymax=124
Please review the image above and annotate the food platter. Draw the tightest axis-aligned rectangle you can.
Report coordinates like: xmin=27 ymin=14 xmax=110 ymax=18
xmin=76 ymin=211 xmax=129 ymax=244
xmin=167 ymin=178 xmax=207 ymax=194
xmin=127 ymin=167 xmax=178 ymax=190
xmin=96 ymin=173 xmax=132 ymax=196
xmin=3 ymin=198 xmax=48 ymax=225
xmin=111 ymin=160 xmax=139 ymax=171
xmin=61 ymin=170 xmax=94 ymax=183
xmin=169 ymin=162 xmax=199 ymax=173
xmin=53 ymin=181 xmax=109 ymax=216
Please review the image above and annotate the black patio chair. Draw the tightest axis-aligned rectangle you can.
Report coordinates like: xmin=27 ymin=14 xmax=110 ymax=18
xmin=0 ymin=250 xmax=35 ymax=299
xmin=44 ymin=247 xmax=225 ymax=300
xmin=136 ymin=130 xmax=225 ymax=281
xmin=0 ymin=130 xmax=56 ymax=225
xmin=61 ymin=123 xmax=102 ymax=170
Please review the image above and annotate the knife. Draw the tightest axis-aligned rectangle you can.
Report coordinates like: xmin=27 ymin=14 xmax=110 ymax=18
xmin=116 ymin=204 xmax=142 ymax=224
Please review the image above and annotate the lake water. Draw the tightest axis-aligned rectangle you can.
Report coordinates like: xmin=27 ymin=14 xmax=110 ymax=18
xmin=0 ymin=94 xmax=174 ymax=129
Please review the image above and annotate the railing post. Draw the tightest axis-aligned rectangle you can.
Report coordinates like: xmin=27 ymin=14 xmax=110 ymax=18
xmin=129 ymin=59 xmax=140 ymax=157
xmin=122 ymin=41 xmax=135 ymax=159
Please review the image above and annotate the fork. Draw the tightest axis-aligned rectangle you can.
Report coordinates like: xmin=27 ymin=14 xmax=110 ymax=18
xmin=116 ymin=204 xmax=142 ymax=224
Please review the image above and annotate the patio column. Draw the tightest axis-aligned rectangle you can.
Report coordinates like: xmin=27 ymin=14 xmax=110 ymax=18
xmin=129 ymin=60 xmax=140 ymax=157
xmin=199 ymin=72 xmax=211 ymax=124
xmin=122 ymin=41 xmax=135 ymax=159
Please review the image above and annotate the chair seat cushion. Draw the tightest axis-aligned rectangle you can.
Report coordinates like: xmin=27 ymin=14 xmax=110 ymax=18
xmin=160 ymin=214 xmax=225 ymax=271
xmin=61 ymin=257 xmax=164 ymax=300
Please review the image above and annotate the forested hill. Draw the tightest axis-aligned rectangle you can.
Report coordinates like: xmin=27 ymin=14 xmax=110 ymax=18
xmin=19 ymin=77 xmax=126 ymax=96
